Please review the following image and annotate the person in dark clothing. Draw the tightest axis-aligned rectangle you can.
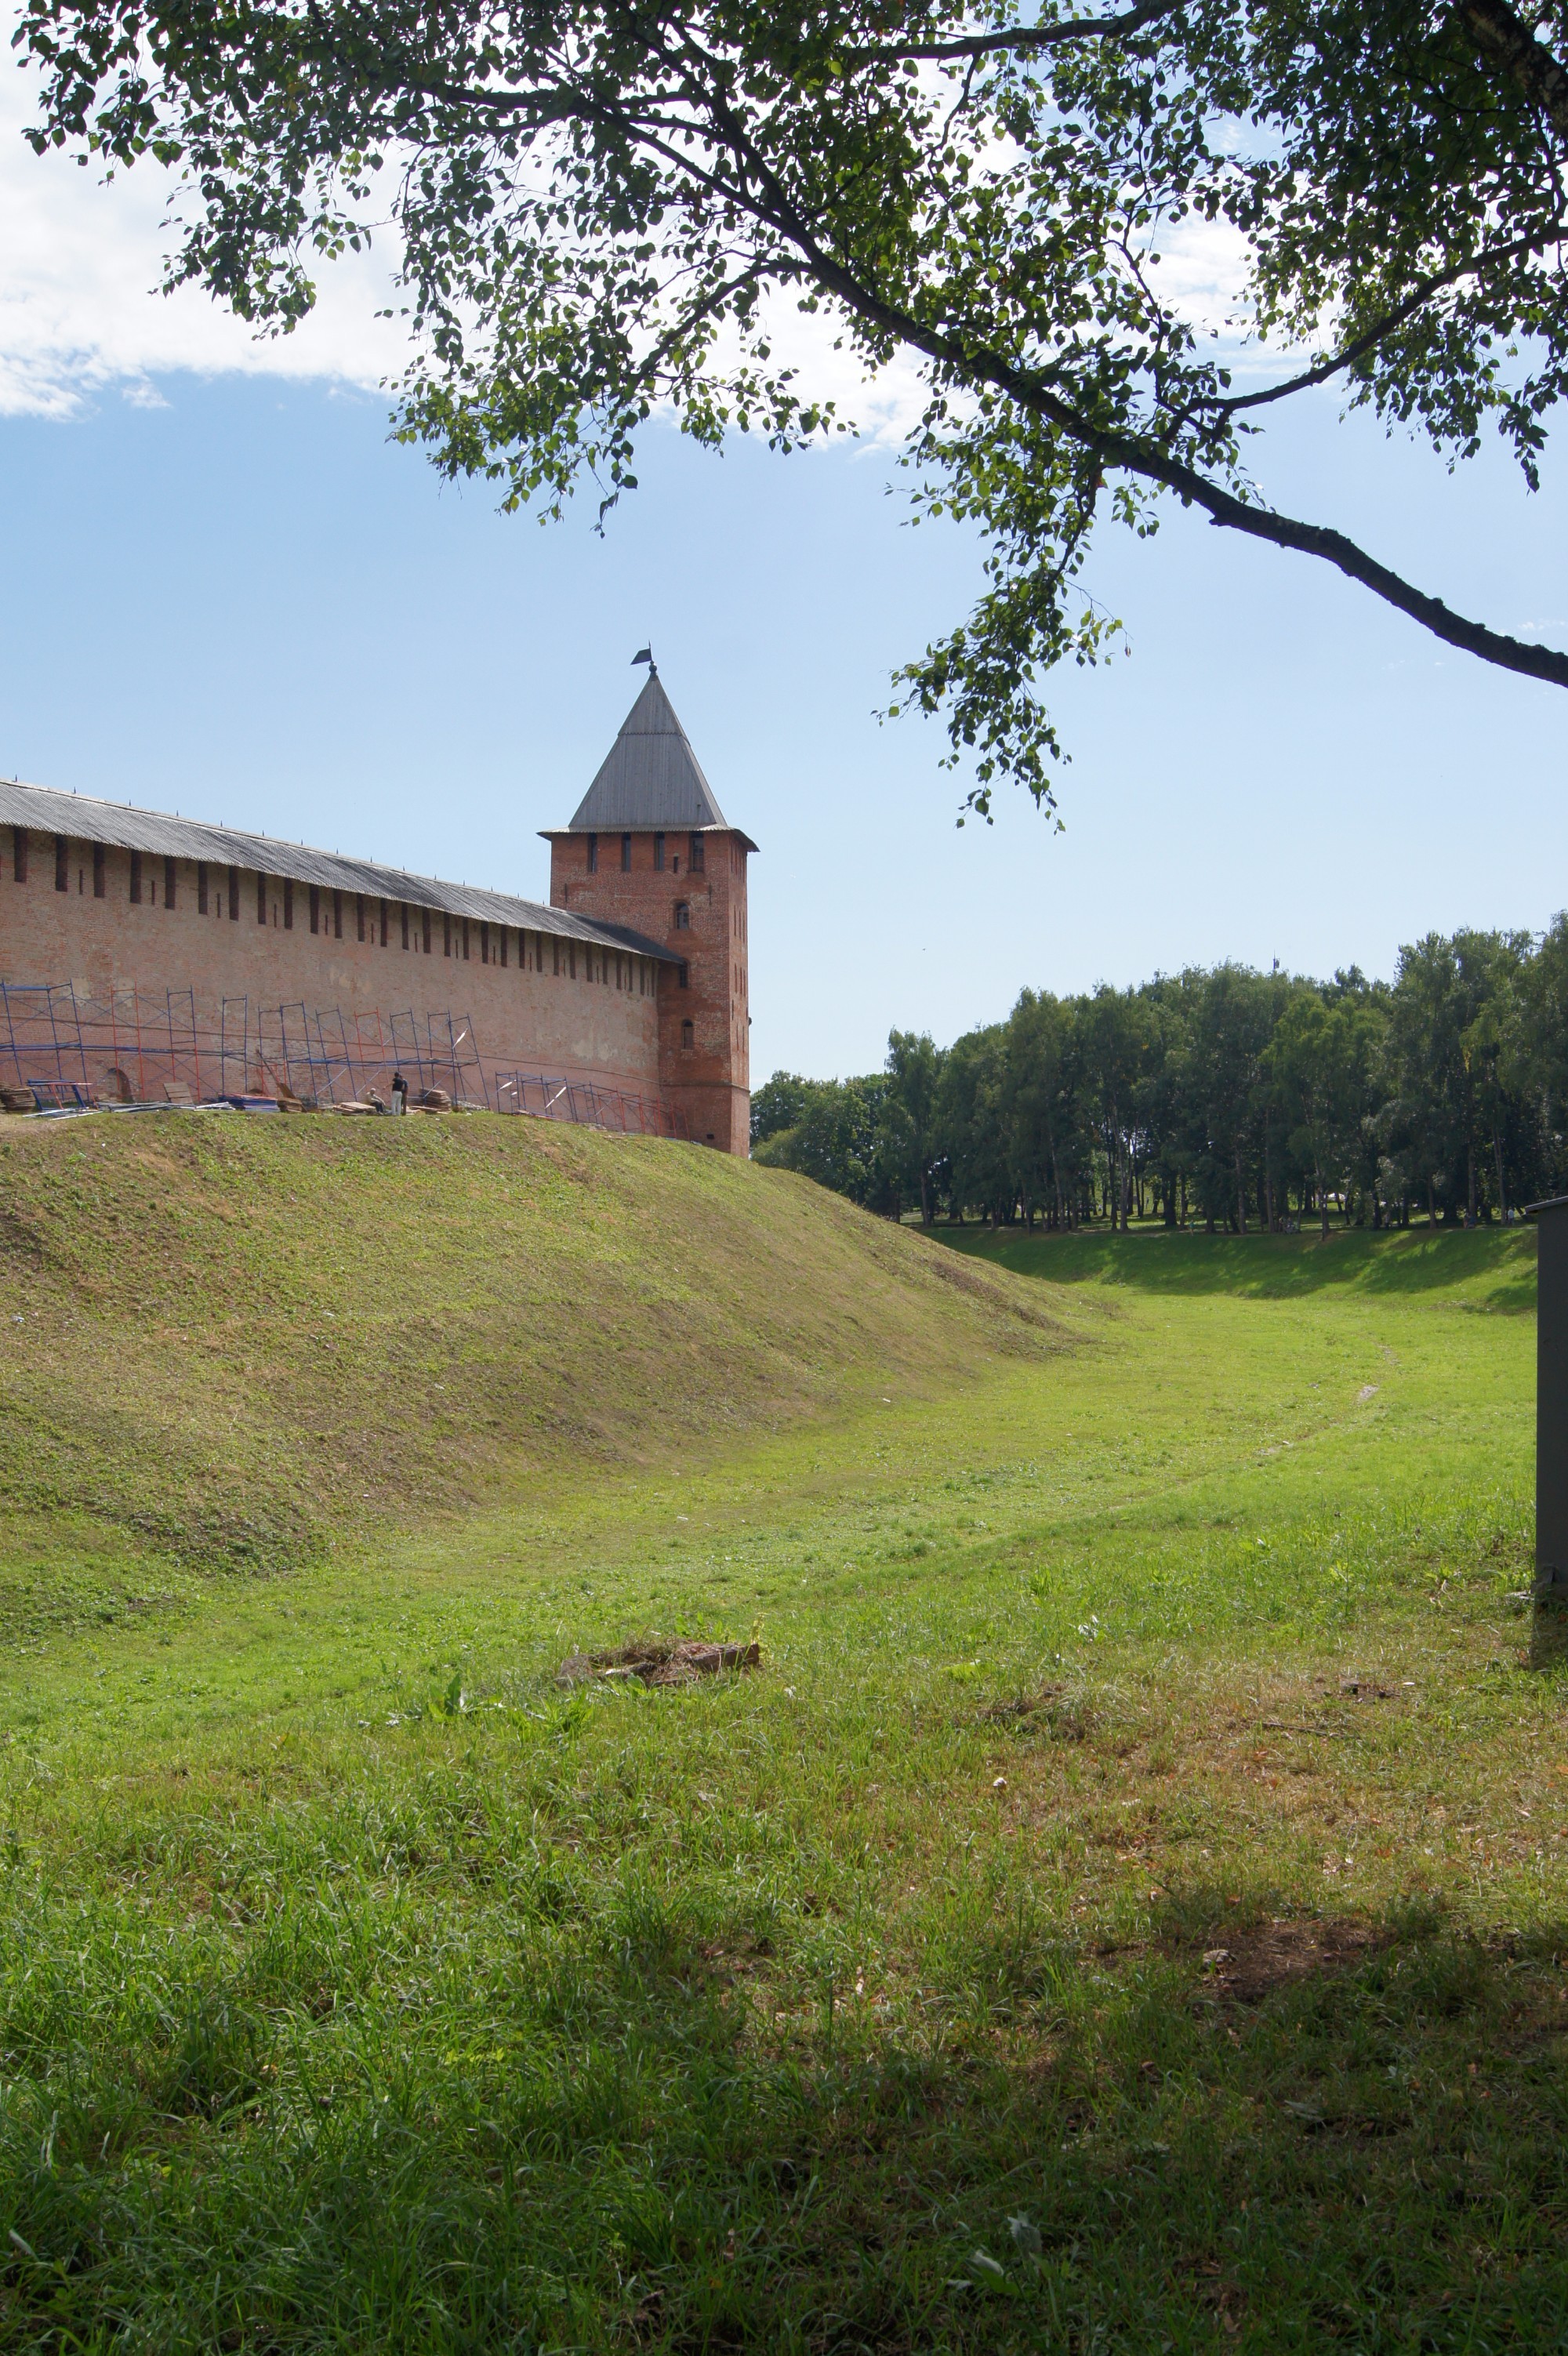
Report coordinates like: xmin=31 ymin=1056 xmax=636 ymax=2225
xmin=390 ymin=1070 xmax=408 ymax=1116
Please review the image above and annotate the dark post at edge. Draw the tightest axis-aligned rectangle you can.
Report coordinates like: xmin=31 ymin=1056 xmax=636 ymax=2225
xmin=1524 ymin=1197 xmax=1568 ymax=1665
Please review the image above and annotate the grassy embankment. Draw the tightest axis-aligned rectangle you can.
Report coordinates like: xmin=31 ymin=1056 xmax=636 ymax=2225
xmin=0 ymin=1118 xmax=1563 ymax=2351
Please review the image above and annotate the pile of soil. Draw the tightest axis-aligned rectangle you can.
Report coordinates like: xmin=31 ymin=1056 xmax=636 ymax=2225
xmin=558 ymin=1637 xmax=762 ymax=1688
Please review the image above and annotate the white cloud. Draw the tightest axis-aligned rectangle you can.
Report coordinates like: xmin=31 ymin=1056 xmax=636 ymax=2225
xmin=0 ymin=48 xmax=405 ymax=416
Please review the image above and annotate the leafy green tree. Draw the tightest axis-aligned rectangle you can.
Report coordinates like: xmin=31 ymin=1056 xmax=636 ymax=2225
xmin=1005 ymin=990 xmax=1087 ymax=1228
xmin=22 ymin=0 xmax=1568 ymax=815
xmin=751 ymin=1073 xmax=812 ymax=1149
xmin=884 ymin=1031 xmax=946 ymax=1225
xmin=935 ymin=1027 xmax=1013 ymax=1222
xmin=1183 ymin=967 xmax=1279 ymax=1232
xmin=752 ymin=1075 xmax=907 ymax=1211
xmin=1267 ymin=990 xmax=1377 ymax=1235
xmin=1510 ymin=915 xmax=1568 ymax=1193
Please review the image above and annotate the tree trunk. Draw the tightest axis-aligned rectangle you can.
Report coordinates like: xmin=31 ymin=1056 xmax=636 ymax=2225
xmin=1427 ymin=1174 xmax=1437 ymax=1229
xmin=1319 ymin=1162 xmax=1330 ymax=1240
xmin=1467 ymin=1142 xmax=1478 ymax=1229
xmin=1494 ymin=1130 xmax=1507 ymax=1221
xmin=1235 ymin=1146 xmax=1247 ymax=1237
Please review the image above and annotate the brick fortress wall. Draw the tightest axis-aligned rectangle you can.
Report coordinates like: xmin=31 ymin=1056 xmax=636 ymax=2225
xmin=1 ymin=827 xmax=664 ymax=1105
xmin=549 ymin=825 xmax=750 ymax=1154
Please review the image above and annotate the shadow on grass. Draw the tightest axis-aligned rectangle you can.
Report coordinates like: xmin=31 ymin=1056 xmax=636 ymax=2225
xmin=936 ymin=1222 xmax=1539 ymax=1311
xmin=1 ymin=1885 xmax=1564 ymax=2351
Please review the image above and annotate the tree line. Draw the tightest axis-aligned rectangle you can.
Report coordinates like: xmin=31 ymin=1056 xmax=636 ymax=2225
xmin=752 ymin=923 xmax=1568 ymax=1232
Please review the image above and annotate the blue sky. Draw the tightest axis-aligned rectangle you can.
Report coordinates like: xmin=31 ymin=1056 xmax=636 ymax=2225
xmin=1 ymin=78 xmax=1563 ymax=1081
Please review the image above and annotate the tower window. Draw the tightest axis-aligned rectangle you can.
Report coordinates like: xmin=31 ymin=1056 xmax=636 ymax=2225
xmin=463 ymin=917 xmax=470 ymax=960
xmin=228 ymin=866 xmax=239 ymax=921
xmin=621 ymin=832 xmax=632 ymax=872
xmin=586 ymin=832 xmax=598 ymax=873
xmin=310 ymin=884 xmax=321 ymax=935
xmin=674 ymin=902 xmax=690 ymax=930
xmin=681 ymin=1018 xmax=694 ymax=1050
xmin=10 ymin=827 xmax=27 ymax=884
xmin=689 ymin=833 xmax=705 ymax=874
xmin=282 ymin=878 xmax=293 ymax=930
xmin=401 ymin=902 xmax=409 ymax=951
xmin=677 ymin=960 xmax=689 ymax=989
xmin=164 ymin=856 xmax=177 ymax=910
xmin=380 ymin=898 xmax=389 ymax=947
xmin=654 ymin=831 xmax=665 ymax=872
xmin=55 ymin=835 xmax=68 ymax=892
xmin=93 ymin=843 xmax=105 ymax=899
xmin=356 ymin=894 xmax=365 ymax=944
xmin=198 ymin=862 xmax=209 ymax=915
xmin=333 ymin=890 xmax=343 ymax=940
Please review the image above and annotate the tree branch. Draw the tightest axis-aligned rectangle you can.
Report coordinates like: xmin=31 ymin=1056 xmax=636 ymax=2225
xmin=1458 ymin=0 xmax=1568 ymax=140
xmin=775 ymin=227 xmax=1568 ymax=688
xmin=548 ymin=65 xmax=1568 ymax=690
xmin=1210 ymin=229 xmax=1562 ymax=418
xmin=848 ymin=0 xmax=1184 ymax=65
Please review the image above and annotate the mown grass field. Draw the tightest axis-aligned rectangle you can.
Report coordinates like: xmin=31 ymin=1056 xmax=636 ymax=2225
xmin=0 ymin=1123 xmax=1562 ymax=2352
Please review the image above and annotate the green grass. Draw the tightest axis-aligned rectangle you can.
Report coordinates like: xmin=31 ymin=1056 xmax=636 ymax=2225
xmin=0 ymin=1133 xmax=1563 ymax=2351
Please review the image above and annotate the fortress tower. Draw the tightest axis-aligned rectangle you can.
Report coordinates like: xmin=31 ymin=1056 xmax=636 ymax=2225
xmin=544 ymin=670 xmax=754 ymax=1153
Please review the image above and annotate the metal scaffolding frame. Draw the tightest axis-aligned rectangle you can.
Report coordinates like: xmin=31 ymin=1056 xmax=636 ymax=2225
xmin=0 ymin=982 xmax=682 ymax=1137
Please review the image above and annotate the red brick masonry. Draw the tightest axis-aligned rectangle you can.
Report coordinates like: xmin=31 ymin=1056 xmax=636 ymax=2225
xmin=546 ymin=824 xmax=750 ymax=1155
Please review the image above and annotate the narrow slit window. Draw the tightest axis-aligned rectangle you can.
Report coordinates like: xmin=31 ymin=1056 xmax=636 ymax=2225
xmin=356 ymin=894 xmax=365 ymax=944
xmin=681 ymin=1018 xmax=694 ymax=1050
xmin=164 ymin=857 xmax=177 ymax=910
xmin=654 ymin=831 xmax=665 ymax=872
xmin=55 ymin=835 xmax=68 ymax=892
xmin=130 ymin=850 xmax=143 ymax=905
xmin=586 ymin=832 xmax=598 ymax=873
xmin=401 ymin=902 xmax=409 ymax=951
xmin=228 ymin=866 xmax=239 ymax=921
xmin=198 ymin=862 xmax=209 ymax=915
xmin=379 ymin=898 xmax=389 ymax=947
xmin=333 ymin=890 xmax=343 ymax=940
xmin=256 ymin=873 xmax=267 ymax=926
xmin=689 ymin=832 xmax=705 ymax=874
xmin=93 ymin=843 xmax=105 ymax=899
xmin=621 ymin=833 xmax=632 ymax=872
xmin=422 ymin=908 xmax=432 ymax=954
xmin=10 ymin=827 xmax=27 ymax=884
xmin=283 ymin=878 xmax=293 ymax=930
xmin=310 ymin=884 xmax=321 ymax=935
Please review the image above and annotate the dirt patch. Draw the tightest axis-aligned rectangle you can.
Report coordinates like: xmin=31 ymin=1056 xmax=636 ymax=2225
xmin=978 ymin=1686 xmax=1094 ymax=1741
xmin=559 ymin=1636 xmax=762 ymax=1688
xmin=1197 ymin=1917 xmax=1381 ymax=2003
